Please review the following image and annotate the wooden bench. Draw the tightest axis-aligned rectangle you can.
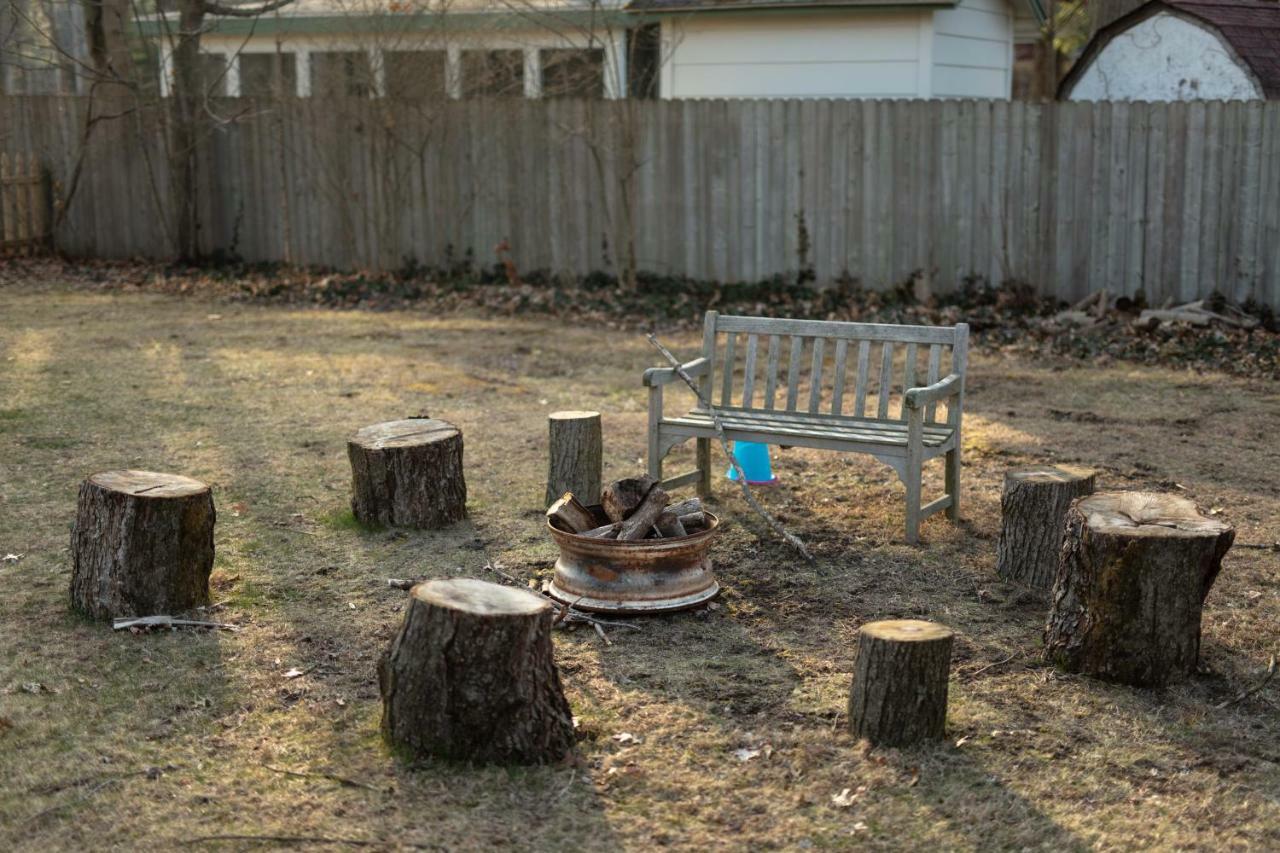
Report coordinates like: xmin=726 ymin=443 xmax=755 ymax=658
xmin=644 ymin=312 xmax=969 ymax=545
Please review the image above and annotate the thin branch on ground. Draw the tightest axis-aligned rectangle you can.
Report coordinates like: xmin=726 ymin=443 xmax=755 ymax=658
xmin=263 ymin=764 xmax=380 ymax=792
xmin=960 ymin=650 xmax=1024 ymax=681
xmin=112 ymin=615 xmax=240 ymax=632
xmin=647 ymin=334 xmax=814 ymax=564
xmin=184 ymin=834 xmax=377 ymax=847
xmin=1216 ymin=655 xmax=1277 ymax=709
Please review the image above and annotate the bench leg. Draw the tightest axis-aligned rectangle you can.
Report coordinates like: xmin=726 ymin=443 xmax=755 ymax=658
xmin=945 ymin=444 xmax=961 ymax=521
xmin=696 ymin=438 xmax=712 ymax=498
xmin=904 ymin=461 xmax=922 ymax=545
xmin=648 ymin=430 xmax=663 ymax=483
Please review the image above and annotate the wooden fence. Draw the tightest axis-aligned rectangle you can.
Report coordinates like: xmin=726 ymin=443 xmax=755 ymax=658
xmin=0 ymin=152 xmax=49 ymax=256
xmin=1 ymin=96 xmax=1278 ymax=308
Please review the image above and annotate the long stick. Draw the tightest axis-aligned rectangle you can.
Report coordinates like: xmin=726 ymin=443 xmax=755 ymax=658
xmin=647 ymin=334 xmax=814 ymax=564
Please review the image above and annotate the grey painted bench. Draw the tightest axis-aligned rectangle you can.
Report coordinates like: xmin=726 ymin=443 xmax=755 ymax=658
xmin=644 ymin=312 xmax=968 ymax=545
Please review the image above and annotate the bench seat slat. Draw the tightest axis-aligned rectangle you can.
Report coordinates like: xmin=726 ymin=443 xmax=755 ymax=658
xmin=702 ymin=406 xmax=952 ymax=438
xmin=666 ymin=410 xmax=952 ymax=448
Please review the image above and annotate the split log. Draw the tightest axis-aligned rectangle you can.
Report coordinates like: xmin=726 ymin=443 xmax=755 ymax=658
xmin=70 ymin=471 xmax=215 ymax=620
xmin=996 ymin=465 xmax=1097 ymax=590
xmin=617 ymin=484 xmax=670 ymax=540
xmin=667 ymin=498 xmax=703 ymax=516
xmin=654 ymin=510 xmax=687 ymax=538
xmin=677 ymin=510 xmax=708 ymax=532
xmin=583 ymin=522 xmax=621 ymax=539
xmin=378 ymin=578 xmax=575 ymax=765
xmin=1044 ymin=492 xmax=1234 ymax=687
xmin=848 ymin=620 xmax=953 ymax=747
xmin=546 ymin=493 xmax=596 ymax=534
xmin=348 ymin=418 xmax=466 ymax=528
xmin=602 ymin=475 xmax=657 ymax=523
xmin=545 ymin=411 xmax=603 ymax=508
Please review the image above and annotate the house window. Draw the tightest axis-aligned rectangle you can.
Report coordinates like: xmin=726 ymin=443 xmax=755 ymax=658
xmin=310 ymin=51 xmax=374 ymax=98
xmin=461 ymin=50 xmax=523 ymax=98
xmin=541 ymin=49 xmax=604 ymax=99
xmin=384 ymin=50 xmax=447 ymax=99
xmin=199 ymin=53 xmax=228 ymax=97
xmin=240 ymin=53 xmax=297 ymax=98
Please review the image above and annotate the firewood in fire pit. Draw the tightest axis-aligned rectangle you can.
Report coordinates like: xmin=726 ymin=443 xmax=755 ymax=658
xmin=583 ymin=522 xmax=621 ymax=539
xmin=546 ymin=493 xmax=597 ymax=533
xmin=667 ymin=498 xmax=702 ymax=517
xmin=677 ymin=510 xmax=707 ymax=532
xmin=618 ymin=484 xmax=670 ymax=540
xmin=603 ymin=476 xmax=657 ymax=523
xmin=654 ymin=510 xmax=687 ymax=538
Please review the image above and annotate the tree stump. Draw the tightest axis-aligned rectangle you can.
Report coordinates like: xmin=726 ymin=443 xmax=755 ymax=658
xmin=1044 ymin=492 xmax=1234 ymax=687
xmin=997 ymin=464 xmax=1097 ymax=590
xmin=348 ymin=419 xmax=466 ymax=528
xmin=378 ymin=578 xmax=575 ymax=765
xmin=545 ymin=410 xmax=603 ymax=507
xmin=69 ymin=471 xmax=215 ymax=620
xmin=848 ymin=620 xmax=953 ymax=747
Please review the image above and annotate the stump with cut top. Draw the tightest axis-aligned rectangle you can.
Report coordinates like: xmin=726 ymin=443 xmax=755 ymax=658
xmin=1044 ymin=492 xmax=1234 ymax=687
xmin=378 ymin=578 xmax=575 ymax=765
xmin=997 ymin=464 xmax=1097 ymax=590
xmin=348 ymin=418 xmax=466 ymax=528
xmin=545 ymin=410 xmax=603 ymax=507
xmin=70 ymin=470 xmax=215 ymax=620
xmin=848 ymin=619 xmax=953 ymax=747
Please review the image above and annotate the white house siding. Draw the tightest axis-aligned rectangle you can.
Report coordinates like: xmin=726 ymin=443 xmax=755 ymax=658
xmin=1067 ymin=12 xmax=1261 ymax=101
xmin=659 ymin=11 xmax=932 ymax=99
xmin=931 ymin=0 xmax=1014 ymax=98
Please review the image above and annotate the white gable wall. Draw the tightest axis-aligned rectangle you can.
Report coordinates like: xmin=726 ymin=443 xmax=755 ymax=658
xmin=659 ymin=2 xmax=1015 ymax=99
xmin=932 ymin=0 xmax=1014 ymax=98
xmin=1067 ymin=11 xmax=1262 ymax=101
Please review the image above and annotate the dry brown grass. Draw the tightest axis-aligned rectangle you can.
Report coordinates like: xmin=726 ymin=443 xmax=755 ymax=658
xmin=1 ymin=279 xmax=1278 ymax=851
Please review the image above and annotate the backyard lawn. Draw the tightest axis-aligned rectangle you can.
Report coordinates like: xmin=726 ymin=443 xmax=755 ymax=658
xmin=1 ymin=275 xmax=1278 ymax=850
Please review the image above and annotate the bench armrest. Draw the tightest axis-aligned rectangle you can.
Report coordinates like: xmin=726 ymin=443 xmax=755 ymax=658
xmin=904 ymin=373 xmax=962 ymax=410
xmin=643 ymin=357 xmax=710 ymax=387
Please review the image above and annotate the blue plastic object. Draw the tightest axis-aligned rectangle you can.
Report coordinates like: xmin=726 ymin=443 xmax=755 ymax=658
xmin=726 ymin=441 xmax=778 ymax=485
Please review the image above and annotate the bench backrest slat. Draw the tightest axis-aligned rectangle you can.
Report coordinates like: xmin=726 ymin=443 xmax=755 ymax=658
xmin=763 ymin=334 xmax=781 ymax=410
xmin=852 ymin=340 xmax=871 ymax=418
xmin=877 ymin=342 xmax=894 ymax=420
xmin=785 ymin=336 xmax=804 ymax=411
xmin=701 ymin=312 xmax=966 ymax=424
xmin=808 ymin=337 xmax=826 ymax=414
xmin=830 ymin=338 xmax=849 ymax=415
xmin=742 ymin=334 xmax=759 ymax=407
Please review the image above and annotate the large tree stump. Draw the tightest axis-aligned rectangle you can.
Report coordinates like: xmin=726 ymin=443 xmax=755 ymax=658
xmin=69 ymin=471 xmax=215 ymax=620
xmin=848 ymin=620 xmax=953 ymax=747
xmin=378 ymin=578 xmax=575 ymax=765
xmin=1044 ymin=492 xmax=1234 ymax=687
xmin=997 ymin=464 xmax=1097 ymax=590
xmin=545 ymin=410 xmax=603 ymax=507
xmin=348 ymin=419 xmax=466 ymax=528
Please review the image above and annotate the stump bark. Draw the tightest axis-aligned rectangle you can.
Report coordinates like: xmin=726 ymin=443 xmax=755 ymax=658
xmin=348 ymin=419 xmax=466 ymax=528
xmin=848 ymin=620 xmax=953 ymax=747
xmin=1044 ymin=492 xmax=1234 ymax=687
xmin=997 ymin=464 xmax=1097 ymax=590
xmin=70 ymin=471 xmax=215 ymax=620
xmin=378 ymin=578 xmax=575 ymax=765
xmin=545 ymin=411 xmax=603 ymax=507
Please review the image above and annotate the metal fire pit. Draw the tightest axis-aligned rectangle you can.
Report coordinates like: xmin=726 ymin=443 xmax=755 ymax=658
xmin=547 ymin=509 xmax=721 ymax=614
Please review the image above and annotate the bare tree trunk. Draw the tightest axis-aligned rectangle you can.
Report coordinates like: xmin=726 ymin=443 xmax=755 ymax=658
xmin=168 ymin=0 xmax=207 ymax=261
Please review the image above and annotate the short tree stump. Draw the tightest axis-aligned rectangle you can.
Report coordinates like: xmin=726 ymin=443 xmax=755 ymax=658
xmin=378 ymin=578 xmax=575 ymax=765
xmin=348 ymin=418 xmax=466 ymax=528
xmin=997 ymin=464 xmax=1097 ymax=590
xmin=1044 ymin=492 xmax=1234 ymax=687
xmin=70 ymin=470 xmax=215 ymax=620
xmin=545 ymin=410 xmax=603 ymax=507
xmin=848 ymin=619 xmax=953 ymax=747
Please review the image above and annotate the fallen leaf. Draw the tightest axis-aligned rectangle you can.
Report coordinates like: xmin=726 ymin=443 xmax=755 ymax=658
xmin=734 ymin=747 xmax=762 ymax=762
xmin=611 ymin=732 xmax=639 ymax=745
xmin=1 ymin=553 xmax=22 ymax=563
xmin=283 ymin=668 xmax=305 ymax=680
xmin=831 ymin=788 xmax=858 ymax=807
xmin=955 ymin=735 xmax=971 ymax=747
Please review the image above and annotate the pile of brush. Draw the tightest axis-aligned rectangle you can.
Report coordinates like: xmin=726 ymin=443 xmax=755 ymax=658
xmin=546 ymin=476 xmax=708 ymax=541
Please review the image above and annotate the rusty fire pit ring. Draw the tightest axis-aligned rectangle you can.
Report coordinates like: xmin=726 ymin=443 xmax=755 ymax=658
xmin=546 ymin=510 xmax=721 ymax=614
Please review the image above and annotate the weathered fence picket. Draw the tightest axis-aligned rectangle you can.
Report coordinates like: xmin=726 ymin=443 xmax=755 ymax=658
xmin=0 ymin=96 xmax=1278 ymax=308
xmin=0 ymin=152 xmax=49 ymax=255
